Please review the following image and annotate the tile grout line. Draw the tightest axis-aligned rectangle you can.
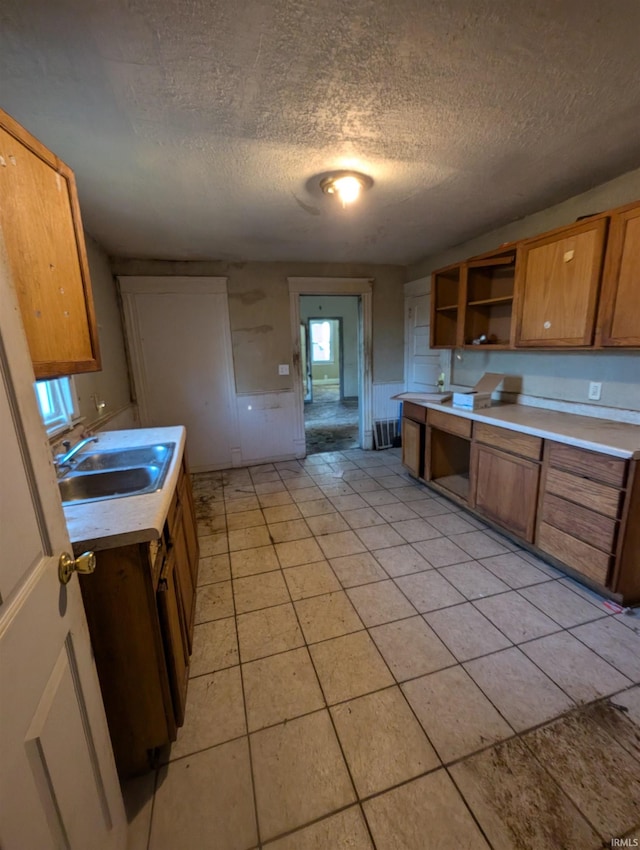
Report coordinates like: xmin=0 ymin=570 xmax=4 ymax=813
xmin=269 ymin=529 xmax=381 ymax=850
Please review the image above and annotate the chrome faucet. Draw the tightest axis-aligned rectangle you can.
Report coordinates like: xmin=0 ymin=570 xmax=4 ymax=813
xmin=55 ymin=436 xmax=99 ymax=472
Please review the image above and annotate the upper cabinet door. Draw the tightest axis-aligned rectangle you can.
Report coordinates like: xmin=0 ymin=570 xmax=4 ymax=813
xmin=0 ymin=110 xmax=100 ymax=378
xmin=597 ymin=202 xmax=640 ymax=347
xmin=514 ymin=217 xmax=608 ymax=347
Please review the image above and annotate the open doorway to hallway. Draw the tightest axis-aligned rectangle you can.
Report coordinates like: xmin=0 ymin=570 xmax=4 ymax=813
xmin=300 ymin=295 xmax=360 ymax=454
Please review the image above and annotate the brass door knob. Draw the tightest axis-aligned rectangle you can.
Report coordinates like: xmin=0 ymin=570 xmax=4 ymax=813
xmin=58 ymin=551 xmax=96 ymax=585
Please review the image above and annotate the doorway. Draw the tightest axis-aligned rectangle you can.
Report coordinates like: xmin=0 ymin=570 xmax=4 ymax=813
xmin=300 ymin=308 xmax=359 ymax=453
xmin=289 ymin=277 xmax=373 ymax=455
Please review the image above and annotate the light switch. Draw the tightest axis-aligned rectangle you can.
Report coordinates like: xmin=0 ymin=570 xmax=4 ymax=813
xmin=278 ymin=364 xmax=289 ymax=375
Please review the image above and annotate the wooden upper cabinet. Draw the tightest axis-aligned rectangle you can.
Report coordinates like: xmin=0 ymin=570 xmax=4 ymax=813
xmin=514 ymin=216 xmax=608 ymax=347
xmin=596 ymin=202 xmax=640 ymax=347
xmin=0 ymin=109 xmax=100 ymax=378
xmin=430 ymin=262 xmax=464 ymax=348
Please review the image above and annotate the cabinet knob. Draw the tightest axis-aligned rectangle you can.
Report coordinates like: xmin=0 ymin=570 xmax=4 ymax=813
xmin=58 ymin=551 xmax=96 ymax=585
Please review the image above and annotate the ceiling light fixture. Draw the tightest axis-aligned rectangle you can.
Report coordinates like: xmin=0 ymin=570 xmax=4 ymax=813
xmin=320 ymin=171 xmax=373 ymax=208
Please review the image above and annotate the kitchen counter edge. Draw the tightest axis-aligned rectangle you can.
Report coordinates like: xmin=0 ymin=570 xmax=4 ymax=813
xmin=63 ymin=425 xmax=186 ymax=553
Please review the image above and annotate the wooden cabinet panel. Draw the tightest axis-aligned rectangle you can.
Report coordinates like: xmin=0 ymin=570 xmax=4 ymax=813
xmin=79 ymin=544 xmax=175 ymax=778
xmin=545 ymin=441 xmax=627 ymax=487
xmin=474 ymin=422 xmax=542 ymax=460
xmin=540 ymin=493 xmax=617 ymax=553
xmin=544 ymin=467 xmax=622 ymax=518
xmin=515 ymin=217 xmax=608 ymax=346
xmin=402 ymin=417 xmax=423 ymax=478
xmin=431 ymin=263 xmax=464 ymax=348
xmin=537 ymin=522 xmax=610 ymax=584
xmin=157 ymin=552 xmax=189 ymax=728
xmin=598 ymin=202 xmax=640 ymax=347
xmin=472 ymin=444 xmax=540 ymax=541
xmin=402 ymin=401 xmax=427 ymax=424
xmin=428 ymin=408 xmax=472 ymax=438
xmin=0 ymin=110 xmax=100 ymax=378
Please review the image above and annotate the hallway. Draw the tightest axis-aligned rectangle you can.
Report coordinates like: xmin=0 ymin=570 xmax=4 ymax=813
xmin=304 ymin=382 xmax=359 ymax=454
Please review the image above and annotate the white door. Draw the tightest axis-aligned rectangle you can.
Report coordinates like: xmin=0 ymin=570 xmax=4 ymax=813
xmin=0 ymin=247 xmax=126 ymax=848
xmin=404 ymin=286 xmax=441 ymax=392
xmin=119 ymin=277 xmax=238 ymax=472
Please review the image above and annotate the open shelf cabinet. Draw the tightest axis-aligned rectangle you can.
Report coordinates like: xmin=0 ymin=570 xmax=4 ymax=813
xmin=463 ymin=253 xmax=516 ymax=347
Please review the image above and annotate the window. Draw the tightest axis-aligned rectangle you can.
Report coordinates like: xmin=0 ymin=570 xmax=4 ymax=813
xmin=35 ymin=377 xmax=79 ymax=435
xmin=310 ymin=320 xmax=333 ymax=363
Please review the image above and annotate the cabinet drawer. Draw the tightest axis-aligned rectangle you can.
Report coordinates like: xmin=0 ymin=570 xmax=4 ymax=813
xmin=546 ymin=441 xmax=627 ymax=487
xmin=540 ymin=493 xmax=618 ymax=553
xmin=537 ymin=522 xmax=611 ymax=585
xmin=428 ymin=408 xmax=472 ymax=438
xmin=474 ymin=422 xmax=542 ymax=460
xmin=402 ymin=402 xmax=427 ymax=424
xmin=545 ymin=468 xmax=623 ymax=519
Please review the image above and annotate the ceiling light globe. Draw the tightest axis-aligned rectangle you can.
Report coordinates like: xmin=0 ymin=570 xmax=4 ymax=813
xmin=333 ymin=175 xmax=362 ymax=206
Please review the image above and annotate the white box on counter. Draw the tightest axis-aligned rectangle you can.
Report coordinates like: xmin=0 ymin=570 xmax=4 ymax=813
xmin=452 ymin=373 xmax=504 ymax=410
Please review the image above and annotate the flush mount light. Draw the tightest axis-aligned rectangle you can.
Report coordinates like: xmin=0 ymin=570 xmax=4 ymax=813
xmin=320 ymin=171 xmax=373 ymax=207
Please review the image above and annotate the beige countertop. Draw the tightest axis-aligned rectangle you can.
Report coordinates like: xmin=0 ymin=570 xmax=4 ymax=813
xmin=403 ymin=398 xmax=640 ymax=459
xmin=63 ymin=426 xmax=186 ymax=552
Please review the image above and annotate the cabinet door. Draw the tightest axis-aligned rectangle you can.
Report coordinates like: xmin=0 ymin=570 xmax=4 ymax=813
xmin=401 ymin=417 xmax=423 ymax=477
xmin=157 ymin=552 xmax=189 ymax=728
xmin=597 ymin=203 xmax=640 ymax=347
xmin=472 ymin=444 xmax=540 ymax=541
xmin=169 ymin=506 xmax=196 ymax=654
xmin=179 ymin=456 xmax=200 ymax=587
xmin=514 ymin=217 xmax=607 ymax=346
xmin=0 ymin=110 xmax=100 ymax=378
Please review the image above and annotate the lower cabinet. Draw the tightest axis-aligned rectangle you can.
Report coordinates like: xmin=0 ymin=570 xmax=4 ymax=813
xmin=401 ymin=402 xmax=426 ymax=478
xmin=535 ymin=441 xmax=627 ymax=588
xmin=471 ymin=444 xmax=540 ymax=541
xmin=79 ymin=453 xmax=199 ymax=777
xmin=401 ymin=408 xmax=640 ymax=604
xmin=424 ymin=408 xmax=472 ymax=503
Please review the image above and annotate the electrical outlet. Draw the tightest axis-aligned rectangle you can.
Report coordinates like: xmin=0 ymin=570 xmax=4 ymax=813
xmin=278 ymin=364 xmax=289 ymax=376
xmin=588 ymin=381 xmax=602 ymax=401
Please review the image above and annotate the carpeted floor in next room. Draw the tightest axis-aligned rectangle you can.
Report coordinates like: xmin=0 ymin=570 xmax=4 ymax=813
xmin=123 ymin=447 xmax=640 ymax=850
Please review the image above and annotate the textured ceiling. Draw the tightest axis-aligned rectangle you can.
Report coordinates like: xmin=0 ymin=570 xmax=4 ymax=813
xmin=1 ymin=0 xmax=640 ymax=264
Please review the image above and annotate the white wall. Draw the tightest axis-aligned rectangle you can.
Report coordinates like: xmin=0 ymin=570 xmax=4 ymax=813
xmin=408 ymin=169 xmax=640 ymax=414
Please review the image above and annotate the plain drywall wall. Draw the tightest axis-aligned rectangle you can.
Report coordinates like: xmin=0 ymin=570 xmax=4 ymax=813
xmin=300 ymin=297 xmax=359 ymax=396
xmin=407 ymin=169 xmax=640 ymax=412
xmin=110 ymin=260 xmax=405 ymax=393
xmin=74 ymin=236 xmax=133 ymax=425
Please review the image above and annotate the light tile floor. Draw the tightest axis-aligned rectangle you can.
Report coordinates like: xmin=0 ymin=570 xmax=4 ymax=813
xmin=124 ymin=448 xmax=640 ymax=850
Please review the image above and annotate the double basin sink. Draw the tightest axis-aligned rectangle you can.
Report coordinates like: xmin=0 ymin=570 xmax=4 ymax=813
xmin=59 ymin=442 xmax=176 ymax=505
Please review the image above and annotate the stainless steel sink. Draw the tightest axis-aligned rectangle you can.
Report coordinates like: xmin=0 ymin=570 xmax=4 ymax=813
xmin=59 ymin=442 xmax=175 ymax=505
xmin=74 ymin=443 xmax=174 ymax=472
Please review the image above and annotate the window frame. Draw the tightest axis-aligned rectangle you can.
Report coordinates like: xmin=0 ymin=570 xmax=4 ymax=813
xmin=35 ymin=376 xmax=80 ymax=436
xmin=310 ymin=319 xmax=335 ymax=364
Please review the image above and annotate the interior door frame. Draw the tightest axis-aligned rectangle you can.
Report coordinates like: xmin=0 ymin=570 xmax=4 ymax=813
xmin=288 ymin=277 xmax=373 ymax=454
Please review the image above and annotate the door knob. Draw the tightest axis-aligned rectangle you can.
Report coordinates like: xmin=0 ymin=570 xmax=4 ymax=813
xmin=58 ymin=551 xmax=96 ymax=585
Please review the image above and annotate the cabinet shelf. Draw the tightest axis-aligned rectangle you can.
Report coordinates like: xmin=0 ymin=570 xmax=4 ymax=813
xmin=435 ymin=304 xmax=459 ymax=312
xmin=467 ymin=295 xmax=514 ymax=307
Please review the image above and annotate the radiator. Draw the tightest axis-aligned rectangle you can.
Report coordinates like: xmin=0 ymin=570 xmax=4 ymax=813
xmin=373 ymin=418 xmax=400 ymax=450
